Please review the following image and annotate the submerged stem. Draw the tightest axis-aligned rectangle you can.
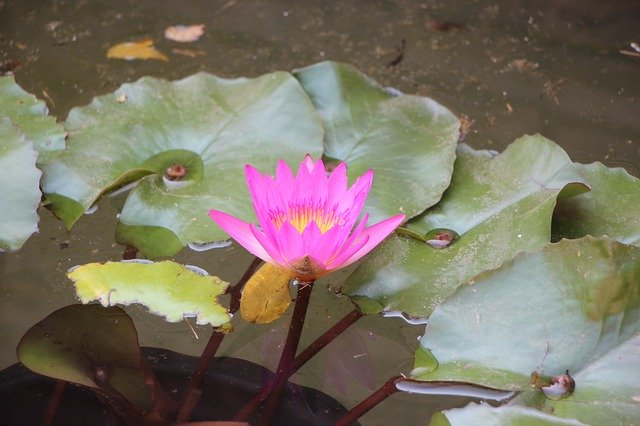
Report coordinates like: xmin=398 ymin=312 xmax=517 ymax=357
xmin=257 ymin=281 xmax=315 ymax=426
xmin=335 ymin=375 xmax=403 ymax=426
xmin=42 ymin=380 xmax=66 ymax=426
xmin=175 ymin=256 xmax=261 ymax=422
xmin=234 ymin=308 xmax=363 ymax=421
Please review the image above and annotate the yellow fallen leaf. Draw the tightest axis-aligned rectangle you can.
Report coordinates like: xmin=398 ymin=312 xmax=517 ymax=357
xmin=240 ymin=263 xmax=293 ymax=324
xmin=106 ymin=39 xmax=168 ymax=62
xmin=164 ymin=24 xmax=205 ymax=43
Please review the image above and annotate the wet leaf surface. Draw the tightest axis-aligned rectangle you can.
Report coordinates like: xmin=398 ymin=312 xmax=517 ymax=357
xmin=412 ymin=237 xmax=640 ymax=426
xmin=16 ymin=305 xmax=168 ymax=416
xmin=0 ymin=118 xmax=41 ymax=251
xmin=240 ymin=263 xmax=293 ymax=324
xmin=0 ymin=75 xmax=65 ymax=160
xmin=41 ymin=71 xmax=324 ymax=258
xmin=553 ymin=162 xmax=640 ymax=246
xmin=294 ymin=61 xmax=460 ymax=224
xmin=68 ymin=260 xmax=230 ymax=326
xmin=342 ymin=135 xmax=588 ymax=317
xmin=432 ymin=403 xmax=586 ymax=426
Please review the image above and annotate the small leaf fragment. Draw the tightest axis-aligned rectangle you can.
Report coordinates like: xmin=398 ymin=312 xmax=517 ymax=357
xmin=68 ymin=260 xmax=230 ymax=326
xmin=240 ymin=263 xmax=293 ymax=324
xmin=107 ymin=39 xmax=168 ymax=61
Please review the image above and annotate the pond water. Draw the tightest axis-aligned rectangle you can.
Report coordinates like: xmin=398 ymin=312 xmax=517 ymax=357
xmin=1 ymin=1 xmax=638 ymax=424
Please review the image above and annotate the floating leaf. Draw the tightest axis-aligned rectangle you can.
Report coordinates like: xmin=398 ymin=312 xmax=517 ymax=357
xmin=106 ymin=38 xmax=168 ymax=61
xmin=0 ymin=118 xmax=41 ymax=251
xmin=294 ymin=61 xmax=459 ymax=224
xmin=164 ymin=24 xmax=205 ymax=43
xmin=17 ymin=305 xmax=175 ymax=419
xmin=68 ymin=260 xmax=230 ymax=326
xmin=342 ymin=135 xmax=588 ymax=317
xmin=412 ymin=238 xmax=640 ymax=401
xmin=553 ymin=162 xmax=640 ymax=246
xmin=431 ymin=403 xmax=586 ymax=426
xmin=41 ymin=72 xmax=324 ymax=258
xmin=240 ymin=263 xmax=293 ymax=324
xmin=0 ymin=74 xmax=65 ymax=159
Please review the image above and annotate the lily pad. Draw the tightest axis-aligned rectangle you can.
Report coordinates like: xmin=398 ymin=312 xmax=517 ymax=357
xmin=17 ymin=304 xmax=175 ymax=418
xmin=294 ymin=61 xmax=460 ymax=224
xmin=0 ymin=118 xmax=41 ymax=251
xmin=0 ymin=75 xmax=66 ymax=159
xmin=553 ymin=162 xmax=640 ymax=246
xmin=68 ymin=260 xmax=230 ymax=326
xmin=411 ymin=237 xmax=640 ymax=398
xmin=41 ymin=72 xmax=324 ymax=258
xmin=341 ymin=135 xmax=588 ymax=317
xmin=431 ymin=403 xmax=586 ymax=426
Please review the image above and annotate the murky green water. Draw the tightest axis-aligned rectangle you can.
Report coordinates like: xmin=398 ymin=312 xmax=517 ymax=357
xmin=1 ymin=1 xmax=638 ymax=424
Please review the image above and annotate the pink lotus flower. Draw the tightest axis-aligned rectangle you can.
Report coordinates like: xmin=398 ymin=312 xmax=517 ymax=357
xmin=209 ymin=156 xmax=405 ymax=282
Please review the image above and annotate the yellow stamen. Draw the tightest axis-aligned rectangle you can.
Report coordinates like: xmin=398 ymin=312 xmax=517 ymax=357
xmin=272 ymin=205 xmax=343 ymax=234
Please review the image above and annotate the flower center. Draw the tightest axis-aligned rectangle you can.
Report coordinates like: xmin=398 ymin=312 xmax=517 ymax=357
xmin=272 ymin=204 xmax=343 ymax=234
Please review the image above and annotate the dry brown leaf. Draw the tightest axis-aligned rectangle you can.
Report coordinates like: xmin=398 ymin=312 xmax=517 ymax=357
xmin=106 ymin=38 xmax=168 ymax=62
xmin=240 ymin=263 xmax=293 ymax=324
xmin=164 ymin=24 xmax=205 ymax=43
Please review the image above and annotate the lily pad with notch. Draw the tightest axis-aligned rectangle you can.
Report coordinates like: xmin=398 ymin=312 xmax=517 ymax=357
xmin=342 ymin=135 xmax=589 ymax=317
xmin=41 ymin=72 xmax=324 ymax=258
xmin=552 ymin=161 xmax=640 ymax=247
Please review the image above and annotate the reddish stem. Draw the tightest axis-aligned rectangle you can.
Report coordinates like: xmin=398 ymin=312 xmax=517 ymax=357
xmin=175 ymin=256 xmax=261 ymax=422
xmin=228 ymin=257 xmax=262 ymax=313
xmin=233 ymin=308 xmax=363 ymax=421
xmin=42 ymin=380 xmax=66 ymax=426
xmin=257 ymin=281 xmax=315 ymax=426
xmin=293 ymin=308 xmax=363 ymax=372
xmin=122 ymin=245 xmax=138 ymax=260
xmin=175 ymin=331 xmax=226 ymax=422
xmin=334 ymin=375 xmax=403 ymax=426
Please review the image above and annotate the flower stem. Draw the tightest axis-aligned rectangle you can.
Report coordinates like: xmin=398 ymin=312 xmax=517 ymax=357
xmin=233 ymin=308 xmax=363 ymax=421
xmin=42 ymin=379 xmax=66 ymax=426
xmin=334 ymin=375 xmax=403 ymax=426
xmin=257 ymin=281 xmax=315 ymax=426
xmin=175 ymin=330 xmax=225 ymax=422
xmin=229 ymin=257 xmax=262 ymax=313
xmin=175 ymin=256 xmax=261 ymax=422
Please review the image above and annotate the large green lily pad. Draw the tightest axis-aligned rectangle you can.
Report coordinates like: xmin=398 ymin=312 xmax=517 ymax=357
xmin=294 ymin=61 xmax=460 ymax=224
xmin=553 ymin=162 xmax=640 ymax=246
xmin=341 ymin=135 xmax=588 ymax=317
xmin=68 ymin=260 xmax=230 ymax=326
xmin=412 ymin=237 xmax=640 ymax=396
xmin=0 ymin=75 xmax=66 ymax=159
xmin=430 ymin=403 xmax=587 ymax=426
xmin=41 ymin=72 xmax=324 ymax=258
xmin=0 ymin=118 xmax=41 ymax=251
xmin=17 ymin=304 xmax=172 ymax=417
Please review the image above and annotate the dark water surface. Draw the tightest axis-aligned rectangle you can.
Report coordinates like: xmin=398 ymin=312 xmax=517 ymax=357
xmin=1 ymin=1 xmax=639 ymax=424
